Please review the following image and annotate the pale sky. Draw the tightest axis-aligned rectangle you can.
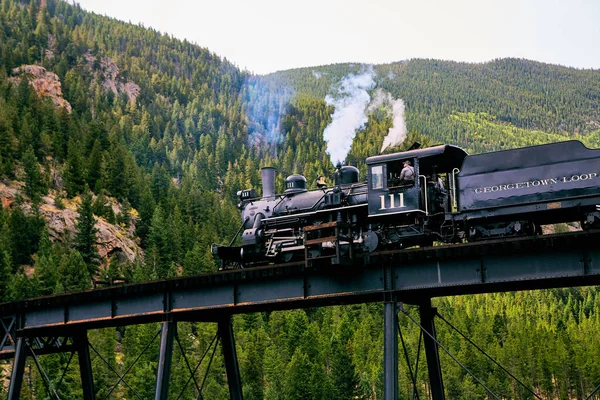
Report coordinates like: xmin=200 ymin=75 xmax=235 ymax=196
xmin=74 ymin=0 xmax=600 ymax=75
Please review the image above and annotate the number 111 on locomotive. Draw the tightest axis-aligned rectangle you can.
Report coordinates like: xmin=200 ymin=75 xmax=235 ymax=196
xmin=380 ymin=193 xmax=406 ymax=210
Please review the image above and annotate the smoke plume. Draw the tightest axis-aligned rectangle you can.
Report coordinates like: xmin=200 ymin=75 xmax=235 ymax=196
xmin=244 ymin=76 xmax=294 ymax=148
xmin=323 ymin=66 xmax=376 ymax=166
xmin=368 ymin=88 xmax=407 ymax=153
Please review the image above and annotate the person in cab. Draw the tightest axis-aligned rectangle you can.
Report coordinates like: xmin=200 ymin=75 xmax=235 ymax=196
xmin=398 ymin=160 xmax=415 ymax=185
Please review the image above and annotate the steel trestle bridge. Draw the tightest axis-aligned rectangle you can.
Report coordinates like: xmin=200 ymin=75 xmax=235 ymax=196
xmin=1 ymin=230 xmax=600 ymax=399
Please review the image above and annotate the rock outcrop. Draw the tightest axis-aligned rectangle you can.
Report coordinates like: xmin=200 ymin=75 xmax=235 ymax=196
xmin=10 ymin=65 xmax=72 ymax=112
xmin=85 ymin=53 xmax=141 ymax=105
xmin=40 ymin=199 xmax=141 ymax=263
xmin=0 ymin=181 xmax=143 ymax=264
xmin=0 ymin=180 xmax=19 ymax=209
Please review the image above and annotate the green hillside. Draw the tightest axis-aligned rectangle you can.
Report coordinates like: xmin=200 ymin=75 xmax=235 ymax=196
xmin=1 ymin=0 xmax=600 ymax=398
xmin=256 ymin=59 xmax=600 ymax=153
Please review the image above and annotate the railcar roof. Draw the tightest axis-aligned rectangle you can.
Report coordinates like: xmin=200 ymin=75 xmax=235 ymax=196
xmin=459 ymin=140 xmax=600 ymax=176
xmin=366 ymin=144 xmax=468 ymax=171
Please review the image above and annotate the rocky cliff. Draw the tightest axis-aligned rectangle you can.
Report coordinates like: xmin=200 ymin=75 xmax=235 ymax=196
xmin=0 ymin=180 xmax=142 ymax=265
xmin=10 ymin=65 xmax=72 ymax=112
xmin=85 ymin=53 xmax=141 ymax=104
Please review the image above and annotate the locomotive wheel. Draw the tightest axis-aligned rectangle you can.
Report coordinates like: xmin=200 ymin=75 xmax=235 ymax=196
xmin=279 ymin=252 xmax=294 ymax=263
xmin=362 ymin=231 xmax=379 ymax=252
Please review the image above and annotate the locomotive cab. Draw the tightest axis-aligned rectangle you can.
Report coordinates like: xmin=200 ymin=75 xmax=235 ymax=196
xmin=364 ymin=145 xmax=468 ymax=249
xmin=367 ymin=157 xmax=420 ymax=217
xmin=366 ymin=145 xmax=468 ymax=219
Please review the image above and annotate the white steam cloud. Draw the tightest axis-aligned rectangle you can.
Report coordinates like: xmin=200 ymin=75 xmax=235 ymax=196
xmin=323 ymin=67 xmax=376 ymax=166
xmin=368 ymin=88 xmax=407 ymax=153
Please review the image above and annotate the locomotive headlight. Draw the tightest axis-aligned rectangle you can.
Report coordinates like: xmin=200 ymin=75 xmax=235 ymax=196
xmin=237 ymin=189 xmax=259 ymax=205
xmin=236 ymin=190 xmax=245 ymax=209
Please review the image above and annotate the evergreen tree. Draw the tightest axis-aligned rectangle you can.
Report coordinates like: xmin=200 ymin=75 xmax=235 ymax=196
xmin=284 ymin=349 xmax=312 ymax=400
xmin=56 ymin=249 xmax=91 ymax=293
xmin=22 ymin=145 xmax=46 ymax=202
xmin=105 ymin=143 xmax=131 ymax=200
xmin=264 ymin=344 xmax=286 ymax=400
xmin=150 ymin=162 xmax=170 ymax=203
xmin=147 ymin=204 xmax=173 ymax=278
xmin=116 ymin=198 xmax=132 ymax=228
xmin=0 ymin=214 xmax=12 ymax=283
xmin=242 ymin=328 xmax=266 ymax=400
xmin=0 ymin=249 xmax=12 ymax=301
xmin=0 ymin=98 xmax=16 ymax=177
xmin=9 ymin=205 xmax=44 ymax=267
xmin=121 ymin=323 xmax=162 ymax=398
xmin=330 ymin=314 xmax=360 ymax=399
xmin=6 ymin=269 xmax=38 ymax=301
xmin=285 ymin=310 xmax=309 ymax=359
xmin=92 ymin=190 xmax=114 ymax=222
xmin=182 ymin=243 xmax=204 ymax=276
xmin=33 ymin=229 xmax=59 ymax=295
xmin=310 ymin=362 xmax=334 ymax=400
xmin=88 ymin=328 xmax=119 ymax=400
xmin=86 ymin=139 xmax=104 ymax=191
xmin=75 ymin=188 xmax=99 ymax=276
xmin=183 ymin=236 xmax=217 ymax=276
xmin=135 ymin=184 xmax=155 ymax=244
xmin=64 ymin=138 xmax=87 ymax=197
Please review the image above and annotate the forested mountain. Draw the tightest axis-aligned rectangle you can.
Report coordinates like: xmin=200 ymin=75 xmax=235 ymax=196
xmin=1 ymin=0 xmax=600 ymax=398
xmin=256 ymin=59 xmax=600 ymax=152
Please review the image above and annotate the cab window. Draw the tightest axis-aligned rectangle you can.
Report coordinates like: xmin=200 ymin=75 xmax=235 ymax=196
xmin=388 ymin=159 xmax=415 ymax=188
xmin=371 ymin=165 xmax=383 ymax=189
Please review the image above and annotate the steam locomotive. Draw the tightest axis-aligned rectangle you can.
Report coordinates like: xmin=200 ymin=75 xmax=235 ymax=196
xmin=213 ymin=141 xmax=600 ymax=268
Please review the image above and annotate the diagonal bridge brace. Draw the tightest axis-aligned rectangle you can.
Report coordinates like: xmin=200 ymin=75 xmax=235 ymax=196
xmin=174 ymin=317 xmax=242 ymax=400
xmin=434 ymin=310 xmax=542 ymax=399
xmin=7 ymin=333 xmax=92 ymax=400
xmin=0 ymin=315 xmax=17 ymax=358
xmin=399 ymin=303 xmax=499 ymax=399
xmin=398 ymin=303 xmax=545 ymax=400
xmin=91 ymin=326 xmax=161 ymax=400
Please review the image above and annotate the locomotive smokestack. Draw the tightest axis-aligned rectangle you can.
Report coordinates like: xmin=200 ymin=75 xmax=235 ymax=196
xmin=261 ymin=167 xmax=276 ymax=198
xmin=334 ymin=162 xmax=343 ymax=186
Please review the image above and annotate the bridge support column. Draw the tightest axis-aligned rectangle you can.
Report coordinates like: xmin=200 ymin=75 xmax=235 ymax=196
xmin=155 ymin=321 xmax=175 ymax=400
xmin=7 ymin=337 xmax=27 ymax=400
xmin=383 ymin=299 xmax=399 ymax=400
xmin=218 ymin=316 xmax=243 ymax=400
xmin=420 ymin=300 xmax=445 ymax=400
xmin=74 ymin=332 xmax=95 ymax=400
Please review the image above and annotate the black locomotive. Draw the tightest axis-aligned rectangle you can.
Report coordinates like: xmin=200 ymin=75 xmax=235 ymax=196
xmin=213 ymin=141 xmax=600 ymax=268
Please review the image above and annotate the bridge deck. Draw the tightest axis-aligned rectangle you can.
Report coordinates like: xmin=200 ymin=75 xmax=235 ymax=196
xmin=1 ymin=230 xmax=599 ymax=355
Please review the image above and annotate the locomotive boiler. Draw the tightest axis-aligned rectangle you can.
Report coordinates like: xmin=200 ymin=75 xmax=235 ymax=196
xmin=213 ymin=141 xmax=600 ymax=268
xmin=214 ymin=164 xmax=370 ymax=267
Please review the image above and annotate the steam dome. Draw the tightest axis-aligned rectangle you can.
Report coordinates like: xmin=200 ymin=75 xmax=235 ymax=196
xmin=284 ymin=174 xmax=308 ymax=194
xmin=339 ymin=166 xmax=360 ymax=185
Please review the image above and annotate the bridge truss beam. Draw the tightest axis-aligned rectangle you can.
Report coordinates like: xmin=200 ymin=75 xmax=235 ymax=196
xmin=2 ymin=231 xmax=598 ymax=337
xmin=0 ymin=230 xmax=599 ymax=399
